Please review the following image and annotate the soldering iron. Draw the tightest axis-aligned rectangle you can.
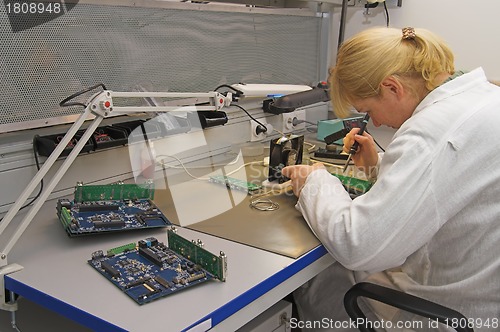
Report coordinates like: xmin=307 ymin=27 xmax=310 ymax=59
xmin=342 ymin=113 xmax=370 ymax=173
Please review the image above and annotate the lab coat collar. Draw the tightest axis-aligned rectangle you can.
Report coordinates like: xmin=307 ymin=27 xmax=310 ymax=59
xmin=412 ymin=67 xmax=487 ymax=116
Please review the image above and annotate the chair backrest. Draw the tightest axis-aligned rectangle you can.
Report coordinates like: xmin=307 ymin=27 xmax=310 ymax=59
xmin=343 ymin=282 xmax=474 ymax=332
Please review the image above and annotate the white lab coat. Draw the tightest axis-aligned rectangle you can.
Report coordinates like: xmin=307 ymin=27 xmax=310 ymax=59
xmin=294 ymin=68 xmax=500 ymax=331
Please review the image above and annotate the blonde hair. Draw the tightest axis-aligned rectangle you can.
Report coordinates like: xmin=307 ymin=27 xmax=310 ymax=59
xmin=329 ymin=27 xmax=455 ymax=117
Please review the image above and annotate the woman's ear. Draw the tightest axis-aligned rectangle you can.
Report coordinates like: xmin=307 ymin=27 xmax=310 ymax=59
xmin=380 ymin=76 xmax=404 ymax=99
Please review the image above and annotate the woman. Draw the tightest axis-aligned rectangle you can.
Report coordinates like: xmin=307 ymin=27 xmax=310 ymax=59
xmin=282 ymin=27 xmax=500 ymax=330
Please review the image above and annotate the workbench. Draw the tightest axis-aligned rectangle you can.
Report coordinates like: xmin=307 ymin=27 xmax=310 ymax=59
xmin=3 ymin=154 xmax=335 ymax=331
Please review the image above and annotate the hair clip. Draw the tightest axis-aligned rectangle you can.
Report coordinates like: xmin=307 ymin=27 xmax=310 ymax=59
xmin=402 ymin=27 xmax=416 ymax=40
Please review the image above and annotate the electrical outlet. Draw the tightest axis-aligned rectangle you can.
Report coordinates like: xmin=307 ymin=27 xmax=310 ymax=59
xmin=282 ymin=110 xmax=306 ymax=133
xmin=250 ymin=119 xmax=269 ymax=142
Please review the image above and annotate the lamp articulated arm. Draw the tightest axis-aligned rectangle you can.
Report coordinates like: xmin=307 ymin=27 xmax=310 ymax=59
xmin=0 ymin=88 xmax=232 ymax=268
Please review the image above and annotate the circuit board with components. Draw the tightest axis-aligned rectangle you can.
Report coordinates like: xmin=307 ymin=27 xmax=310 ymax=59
xmin=209 ymin=175 xmax=262 ymax=194
xmin=331 ymin=173 xmax=374 ymax=197
xmin=57 ymin=182 xmax=171 ymax=236
xmin=88 ymin=230 xmax=227 ymax=305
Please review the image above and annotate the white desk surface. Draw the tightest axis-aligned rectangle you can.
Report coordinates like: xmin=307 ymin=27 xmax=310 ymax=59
xmin=4 ymin=196 xmax=333 ymax=332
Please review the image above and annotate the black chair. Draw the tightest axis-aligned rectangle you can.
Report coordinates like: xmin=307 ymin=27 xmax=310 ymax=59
xmin=344 ymin=282 xmax=473 ymax=332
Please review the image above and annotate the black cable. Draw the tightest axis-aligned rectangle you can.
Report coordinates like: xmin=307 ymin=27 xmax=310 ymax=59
xmin=214 ymin=84 xmax=243 ymax=95
xmin=24 ymin=136 xmax=44 ymax=205
xmin=231 ymin=103 xmax=269 ymax=131
xmin=59 ymin=83 xmax=107 ymax=108
xmin=365 ymin=129 xmax=385 ymax=152
xmin=292 ymin=118 xmax=317 ymax=127
xmin=374 ymin=138 xmax=385 ymax=152
xmin=0 ymin=137 xmax=44 ymax=222
xmin=383 ymin=1 xmax=390 ymax=27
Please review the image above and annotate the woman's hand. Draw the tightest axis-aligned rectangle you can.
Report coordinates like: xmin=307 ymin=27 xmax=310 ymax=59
xmin=282 ymin=163 xmax=325 ymax=197
xmin=343 ymin=128 xmax=379 ymax=176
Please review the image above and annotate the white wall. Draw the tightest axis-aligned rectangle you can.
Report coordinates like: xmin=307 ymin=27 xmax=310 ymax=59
xmin=330 ymin=0 xmax=500 ymax=80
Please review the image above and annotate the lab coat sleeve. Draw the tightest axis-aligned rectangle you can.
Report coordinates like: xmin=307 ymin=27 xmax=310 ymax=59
xmin=296 ymin=131 xmax=441 ymax=272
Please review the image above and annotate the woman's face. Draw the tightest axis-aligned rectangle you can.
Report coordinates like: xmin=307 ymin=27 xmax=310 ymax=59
xmin=351 ymin=76 xmax=420 ymax=129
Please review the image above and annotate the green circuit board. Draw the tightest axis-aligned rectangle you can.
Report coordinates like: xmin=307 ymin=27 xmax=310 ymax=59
xmin=74 ymin=182 xmax=155 ymax=202
xmin=167 ymin=230 xmax=227 ymax=281
xmin=331 ymin=173 xmax=374 ymax=196
xmin=208 ymin=175 xmax=262 ymax=194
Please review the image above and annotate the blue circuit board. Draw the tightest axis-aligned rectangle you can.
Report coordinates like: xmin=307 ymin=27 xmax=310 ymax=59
xmin=88 ymin=236 xmax=218 ymax=305
xmin=57 ymin=198 xmax=171 ymax=237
